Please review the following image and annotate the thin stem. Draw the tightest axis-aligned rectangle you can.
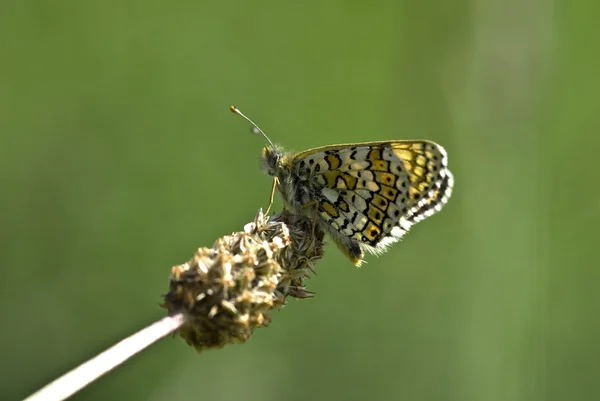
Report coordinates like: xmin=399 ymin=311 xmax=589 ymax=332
xmin=24 ymin=314 xmax=186 ymax=401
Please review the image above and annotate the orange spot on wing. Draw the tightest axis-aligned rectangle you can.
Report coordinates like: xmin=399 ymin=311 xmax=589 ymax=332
xmin=371 ymin=160 xmax=389 ymax=171
xmin=381 ymin=186 xmax=398 ymax=201
xmin=372 ymin=194 xmax=389 ymax=209
xmin=326 ymin=154 xmax=342 ymax=169
xmin=368 ymin=148 xmax=382 ymax=160
xmin=324 ymin=170 xmax=341 ymax=187
xmin=363 ymin=222 xmax=382 ymax=242
xmin=322 ymin=201 xmax=339 ymax=217
xmin=375 ymin=172 xmax=396 ymax=187
xmin=367 ymin=205 xmax=384 ymax=224
xmin=342 ymin=173 xmax=357 ymax=190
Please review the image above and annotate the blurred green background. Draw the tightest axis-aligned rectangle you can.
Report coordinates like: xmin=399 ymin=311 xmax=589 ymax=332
xmin=1 ymin=0 xmax=598 ymax=400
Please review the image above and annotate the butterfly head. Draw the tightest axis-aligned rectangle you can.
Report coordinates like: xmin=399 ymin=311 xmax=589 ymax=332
xmin=261 ymin=146 xmax=279 ymax=176
xmin=261 ymin=145 xmax=290 ymax=177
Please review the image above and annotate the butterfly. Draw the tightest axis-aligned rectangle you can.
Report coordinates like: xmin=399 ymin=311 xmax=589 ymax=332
xmin=231 ymin=106 xmax=454 ymax=266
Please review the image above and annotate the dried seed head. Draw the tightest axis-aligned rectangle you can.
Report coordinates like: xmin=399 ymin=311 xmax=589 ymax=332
xmin=163 ymin=209 xmax=325 ymax=352
xmin=272 ymin=210 xmax=325 ymax=303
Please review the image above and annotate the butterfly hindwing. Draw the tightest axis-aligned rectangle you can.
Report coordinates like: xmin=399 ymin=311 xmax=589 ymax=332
xmin=292 ymin=141 xmax=452 ymax=253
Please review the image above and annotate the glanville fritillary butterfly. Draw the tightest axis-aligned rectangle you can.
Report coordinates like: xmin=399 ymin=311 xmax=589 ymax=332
xmin=231 ymin=106 xmax=454 ymax=266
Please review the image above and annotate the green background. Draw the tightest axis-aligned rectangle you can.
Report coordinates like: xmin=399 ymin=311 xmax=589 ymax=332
xmin=1 ymin=0 xmax=598 ymax=400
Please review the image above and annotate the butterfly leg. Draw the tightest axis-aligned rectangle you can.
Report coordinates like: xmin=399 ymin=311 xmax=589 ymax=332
xmin=301 ymin=200 xmax=320 ymax=236
xmin=265 ymin=176 xmax=279 ymax=216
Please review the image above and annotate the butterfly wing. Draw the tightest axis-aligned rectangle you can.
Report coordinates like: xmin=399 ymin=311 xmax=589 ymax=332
xmin=292 ymin=141 xmax=453 ymax=262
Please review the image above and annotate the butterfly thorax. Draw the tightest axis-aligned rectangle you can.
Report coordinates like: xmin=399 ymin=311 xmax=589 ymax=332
xmin=261 ymin=146 xmax=316 ymax=212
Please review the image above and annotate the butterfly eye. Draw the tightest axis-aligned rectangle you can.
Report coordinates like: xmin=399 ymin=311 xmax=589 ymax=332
xmin=260 ymin=146 xmax=282 ymax=176
xmin=268 ymin=150 xmax=281 ymax=170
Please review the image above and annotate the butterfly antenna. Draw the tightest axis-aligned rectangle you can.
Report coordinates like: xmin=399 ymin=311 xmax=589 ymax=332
xmin=230 ymin=105 xmax=276 ymax=149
